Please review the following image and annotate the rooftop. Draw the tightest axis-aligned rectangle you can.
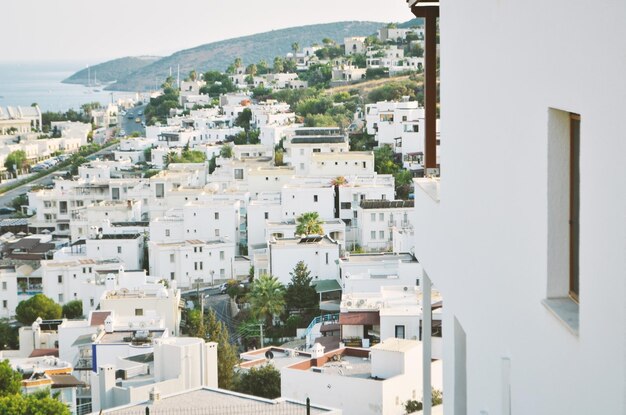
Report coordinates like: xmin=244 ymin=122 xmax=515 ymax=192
xmin=359 ymin=200 xmax=415 ymax=209
xmin=101 ymin=387 xmax=334 ymax=415
xmin=341 ymin=252 xmax=417 ymax=263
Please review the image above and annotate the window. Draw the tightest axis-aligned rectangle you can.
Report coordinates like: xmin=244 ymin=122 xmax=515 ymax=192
xmin=220 ymin=251 xmax=225 ymax=260
xmin=194 ymin=247 xmax=197 ymax=253
xmin=313 ymin=195 xmax=318 ymax=202
xmin=89 ymin=267 xmax=92 ymax=273
xmin=90 ymin=298 xmax=94 ymax=307
xmin=402 ymin=115 xmax=408 ymax=122
xmin=264 ymin=212 xmax=269 ymax=219
xmin=371 ymin=231 xmax=376 ymax=239
xmin=112 ymin=188 xmax=120 ymax=200
xmin=214 ymin=212 xmax=219 ymax=220
xmin=200 ymin=262 xmax=203 ymax=270
xmin=2 ymin=282 xmax=6 ymax=290
xmin=194 ymin=262 xmax=198 ymax=271
xmin=379 ymin=230 xmax=384 ymax=239
xmin=313 ymin=148 xmax=321 ymax=153
xmin=155 ymin=183 xmax=164 ymax=198
xmin=166 ymin=229 xmax=170 ymax=237
xmin=135 ymin=308 xmax=143 ymax=316
xmin=3 ymin=300 xmax=8 ymax=308
xmin=215 ymin=229 xmax=220 ymax=237
xmin=371 ymin=213 xmax=376 ymax=221
xmin=199 ymin=247 xmax=203 ymax=253
xmin=395 ymin=325 xmax=405 ymax=339
xmin=58 ymin=294 xmax=64 ymax=303
xmin=569 ymin=113 xmax=580 ymax=302
xmin=379 ymin=213 xmax=384 ymax=221
xmin=170 ymin=254 xmax=175 ymax=263
xmin=545 ymin=109 xmax=581 ymax=334
xmin=170 ymin=272 xmax=175 ymax=280
xmin=340 ymin=202 xmax=351 ymax=209
xmin=58 ymin=275 xmax=63 ymax=284
xmin=234 ymin=169 xmax=244 ymax=180
xmin=325 ymin=253 xmax=329 ymax=265
xmin=82 ymin=268 xmax=86 ymax=274
xmin=117 ymin=246 xmax=122 ymax=254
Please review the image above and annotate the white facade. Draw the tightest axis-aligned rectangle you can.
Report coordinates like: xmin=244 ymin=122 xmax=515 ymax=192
xmin=269 ymin=236 xmax=340 ymax=285
xmin=410 ymin=1 xmax=626 ymax=414
xmin=355 ymin=200 xmax=415 ymax=252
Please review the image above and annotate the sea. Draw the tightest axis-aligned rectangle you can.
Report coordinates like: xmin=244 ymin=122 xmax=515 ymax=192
xmin=0 ymin=62 xmax=138 ymax=113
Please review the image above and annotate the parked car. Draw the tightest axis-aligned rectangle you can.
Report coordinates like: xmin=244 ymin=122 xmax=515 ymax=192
xmin=0 ymin=207 xmax=16 ymax=215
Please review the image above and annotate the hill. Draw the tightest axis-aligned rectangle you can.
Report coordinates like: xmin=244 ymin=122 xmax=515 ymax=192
xmin=100 ymin=21 xmax=385 ymax=91
xmin=62 ymin=56 xmax=160 ymax=86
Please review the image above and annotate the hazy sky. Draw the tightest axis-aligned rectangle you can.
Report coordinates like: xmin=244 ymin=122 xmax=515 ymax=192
xmin=3 ymin=0 xmax=412 ymax=63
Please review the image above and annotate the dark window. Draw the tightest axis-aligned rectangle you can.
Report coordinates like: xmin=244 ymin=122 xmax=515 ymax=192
xmin=395 ymin=325 xmax=405 ymax=339
xmin=570 ymin=113 xmax=580 ymax=302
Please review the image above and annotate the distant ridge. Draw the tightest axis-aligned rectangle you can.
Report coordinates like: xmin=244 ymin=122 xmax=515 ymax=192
xmin=88 ymin=21 xmax=386 ymax=91
xmin=62 ymin=56 xmax=160 ymax=86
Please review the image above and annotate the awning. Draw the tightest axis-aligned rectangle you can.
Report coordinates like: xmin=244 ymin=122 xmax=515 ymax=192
xmin=50 ymin=374 xmax=85 ymax=389
xmin=312 ymin=279 xmax=341 ymax=293
xmin=339 ymin=312 xmax=380 ymax=326
xmin=71 ymin=333 xmax=95 ymax=347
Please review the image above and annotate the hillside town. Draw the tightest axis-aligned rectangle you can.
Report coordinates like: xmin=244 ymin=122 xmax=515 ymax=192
xmin=0 ymin=0 xmax=624 ymax=414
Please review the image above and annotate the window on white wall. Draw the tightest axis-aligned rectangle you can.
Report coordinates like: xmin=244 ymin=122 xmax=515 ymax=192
xmin=371 ymin=213 xmax=376 ymax=221
xmin=371 ymin=231 xmax=376 ymax=239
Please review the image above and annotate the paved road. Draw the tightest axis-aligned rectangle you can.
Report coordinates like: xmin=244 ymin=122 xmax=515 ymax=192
xmin=0 ymin=142 xmax=119 ymax=208
xmin=120 ymin=104 xmax=146 ymax=137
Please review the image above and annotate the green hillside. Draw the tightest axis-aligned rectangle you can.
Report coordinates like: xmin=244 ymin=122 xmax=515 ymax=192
xmin=102 ymin=21 xmax=385 ymax=91
xmin=62 ymin=56 xmax=160 ymax=86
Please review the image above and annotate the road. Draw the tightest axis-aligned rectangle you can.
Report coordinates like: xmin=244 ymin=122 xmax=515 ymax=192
xmin=120 ymin=104 xmax=146 ymax=136
xmin=0 ymin=142 xmax=119 ymax=208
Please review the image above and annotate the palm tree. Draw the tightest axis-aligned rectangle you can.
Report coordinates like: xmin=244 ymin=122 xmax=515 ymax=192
xmin=249 ymin=274 xmax=285 ymax=326
xmin=291 ymin=42 xmax=300 ymax=55
xmin=295 ymin=212 xmax=325 ymax=236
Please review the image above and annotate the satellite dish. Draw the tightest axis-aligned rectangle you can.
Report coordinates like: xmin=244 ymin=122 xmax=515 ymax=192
xmin=265 ymin=350 xmax=274 ymax=360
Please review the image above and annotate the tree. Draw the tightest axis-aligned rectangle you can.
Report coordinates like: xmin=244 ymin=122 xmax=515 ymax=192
xmin=273 ymin=57 xmax=284 ymax=74
xmin=291 ymin=42 xmax=300 ymax=55
xmin=374 ymin=146 xmax=399 ymax=175
xmin=248 ymin=274 xmax=285 ymax=326
xmin=220 ymin=144 xmax=233 ymax=159
xmin=0 ymin=321 xmax=18 ymax=351
xmin=4 ymin=151 xmax=27 ymax=176
xmin=234 ymin=108 xmax=252 ymax=132
xmin=61 ymin=300 xmax=83 ymax=319
xmin=233 ymin=365 xmax=281 ymax=399
xmin=184 ymin=309 xmax=206 ymax=339
xmin=15 ymin=294 xmax=62 ymax=325
xmin=0 ymin=360 xmax=21 ymax=397
xmin=205 ymin=309 xmax=238 ymax=389
xmin=0 ymin=387 xmax=70 ymax=414
xmin=245 ymin=64 xmax=257 ymax=76
xmin=188 ymin=70 xmax=198 ymax=81
xmin=285 ymin=262 xmax=319 ymax=319
xmin=295 ymin=212 xmax=324 ymax=236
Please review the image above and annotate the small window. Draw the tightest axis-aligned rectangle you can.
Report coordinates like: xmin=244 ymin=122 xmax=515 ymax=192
xmin=194 ymin=262 xmax=198 ymax=271
xmin=220 ymin=269 xmax=225 ymax=277
xmin=90 ymin=298 xmax=94 ymax=307
xmin=220 ymin=251 xmax=225 ymax=260
xmin=371 ymin=213 xmax=376 ymax=221
xmin=1 ymin=282 xmax=6 ymax=290
xmin=165 ymin=229 xmax=170 ymax=237
xmin=58 ymin=294 xmax=64 ymax=303
xmin=379 ymin=230 xmax=384 ymax=239
xmin=395 ymin=325 xmax=405 ymax=339
xmin=135 ymin=308 xmax=144 ymax=316
xmin=379 ymin=213 xmax=384 ymax=221
xmin=215 ymin=212 xmax=219 ymax=220
xmin=170 ymin=254 xmax=175 ymax=263
xmin=170 ymin=272 xmax=175 ymax=280
xmin=117 ymin=246 xmax=122 ymax=254
xmin=314 ymin=195 xmax=318 ymax=202
xmin=200 ymin=262 xmax=203 ymax=270
xmin=325 ymin=252 xmax=329 ymax=265
xmin=215 ymin=229 xmax=220 ymax=237
xmin=58 ymin=275 xmax=63 ymax=284
xmin=340 ymin=202 xmax=351 ymax=209
xmin=371 ymin=231 xmax=376 ymax=239
xmin=2 ymin=300 xmax=6 ymax=308
xmin=264 ymin=212 xmax=269 ymax=219
xmin=199 ymin=247 xmax=203 ymax=253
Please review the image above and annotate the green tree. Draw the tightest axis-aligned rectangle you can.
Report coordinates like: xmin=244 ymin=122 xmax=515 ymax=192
xmin=0 ymin=321 xmax=18 ymax=351
xmin=205 ymin=309 xmax=238 ymax=389
xmin=220 ymin=144 xmax=233 ymax=159
xmin=291 ymin=42 xmax=300 ymax=55
xmin=273 ymin=57 xmax=284 ymax=74
xmin=285 ymin=262 xmax=319 ymax=319
xmin=184 ymin=309 xmax=206 ymax=339
xmin=61 ymin=300 xmax=83 ymax=319
xmin=234 ymin=365 xmax=281 ymax=399
xmin=0 ymin=360 xmax=21 ymax=397
xmin=0 ymin=389 xmax=70 ymax=414
xmin=257 ymin=59 xmax=270 ymax=75
xmin=234 ymin=108 xmax=252 ymax=132
xmin=249 ymin=275 xmax=285 ymax=327
xmin=4 ymin=151 xmax=27 ymax=176
xmin=15 ymin=294 xmax=62 ymax=325
xmin=245 ymin=64 xmax=257 ymax=76
xmin=295 ymin=212 xmax=324 ymax=236
xmin=374 ymin=146 xmax=399 ymax=175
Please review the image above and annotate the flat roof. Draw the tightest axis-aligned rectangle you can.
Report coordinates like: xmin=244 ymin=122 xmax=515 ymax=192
xmin=102 ymin=387 xmax=333 ymax=414
xmin=371 ymin=338 xmax=419 ymax=353
xmin=342 ymin=252 xmax=417 ymax=263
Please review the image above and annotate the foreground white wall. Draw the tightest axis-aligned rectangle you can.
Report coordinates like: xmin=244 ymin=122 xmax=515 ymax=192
xmin=412 ymin=0 xmax=626 ymax=414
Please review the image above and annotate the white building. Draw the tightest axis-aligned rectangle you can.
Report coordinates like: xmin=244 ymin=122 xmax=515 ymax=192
xmin=355 ymin=200 xmax=415 ymax=252
xmin=282 ymin=340 xmax=442 ymax=415
xmin=344 ymin=36 xmax=367 ymax=55
xmin=269 ymin=236 xmax=340 ymax=285
xmin=409 ymin=0 xmax=626 ymax=414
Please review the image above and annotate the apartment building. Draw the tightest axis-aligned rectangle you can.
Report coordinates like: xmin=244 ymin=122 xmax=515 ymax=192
xmin=408 ymin=0 xmax=625 ymax=414
xmin=355 ymin=200 xmax=414 ymax=252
